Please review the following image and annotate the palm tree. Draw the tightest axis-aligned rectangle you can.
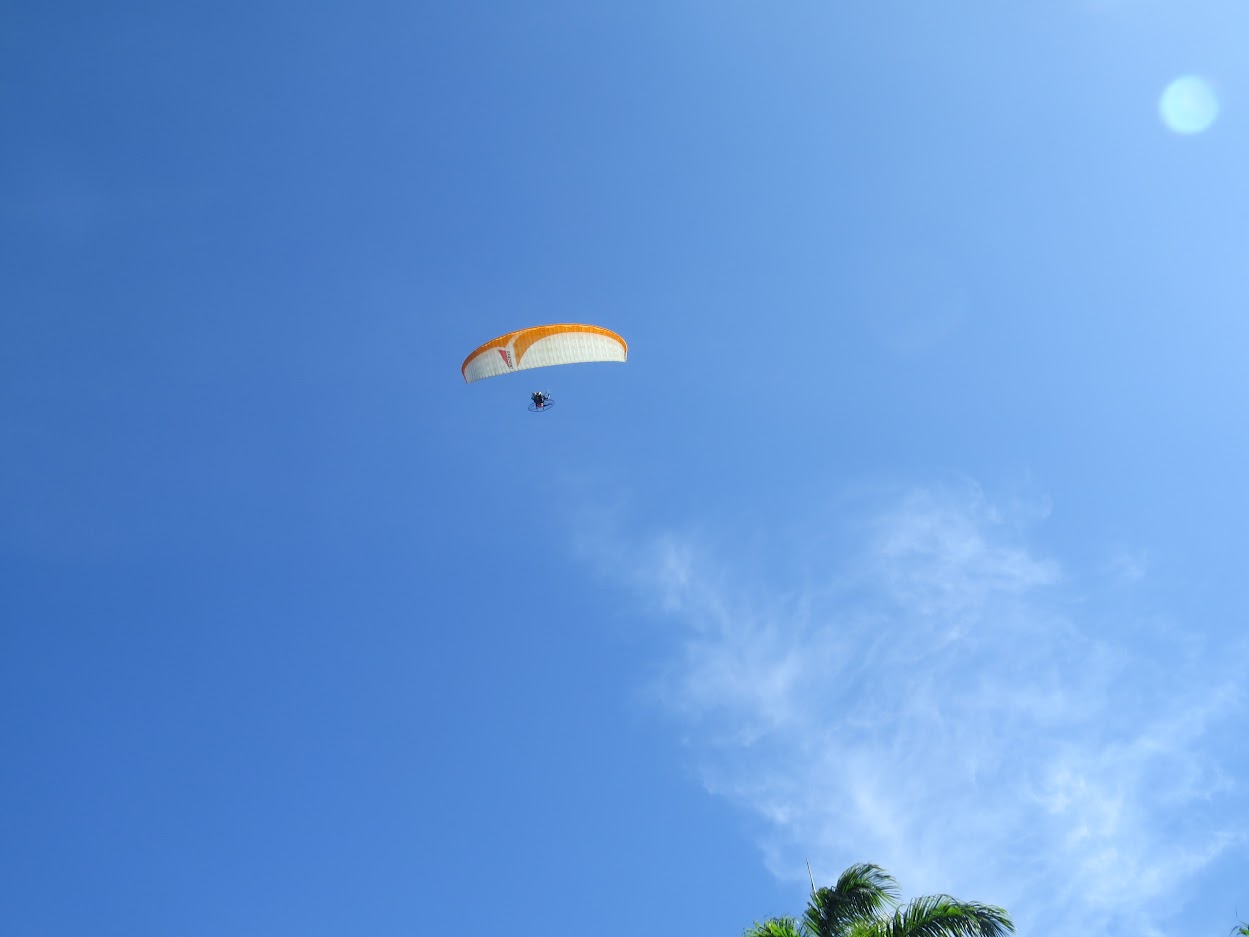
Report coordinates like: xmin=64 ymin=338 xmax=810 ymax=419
xmin=744 ymin=919 xmax=803 ymax=937
xmin=744 ymin=863 xmax=1013 ymax=937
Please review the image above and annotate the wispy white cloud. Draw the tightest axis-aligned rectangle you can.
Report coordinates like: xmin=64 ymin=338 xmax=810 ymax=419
xmin=587 ymin=483 xmax=1248 ymax=937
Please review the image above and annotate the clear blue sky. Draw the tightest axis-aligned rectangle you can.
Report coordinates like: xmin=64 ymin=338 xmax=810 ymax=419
xmin=3 ymin=2 xmax=1247 ymax=935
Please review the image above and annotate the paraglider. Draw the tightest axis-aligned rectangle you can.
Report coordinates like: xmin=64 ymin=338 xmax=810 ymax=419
xmin=461 ymin=324 xmax=627 ymax=411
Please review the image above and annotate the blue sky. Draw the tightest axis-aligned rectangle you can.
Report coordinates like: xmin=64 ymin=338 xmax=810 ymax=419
xmin=3 ymin=2 xmax=1248 ymax=935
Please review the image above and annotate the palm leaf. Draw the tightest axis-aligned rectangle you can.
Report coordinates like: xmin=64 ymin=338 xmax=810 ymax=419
xmin=744 ymin=918 xmax=804 ymax=937
xmin=874 ymin=895 xmax=1014 ymax=937
xmin=803 ymin=863 xmax=901 ymax=937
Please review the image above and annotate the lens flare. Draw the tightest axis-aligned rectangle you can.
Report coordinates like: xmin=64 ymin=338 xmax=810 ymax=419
xmin=1159 ymin=76 xmax=1220 ymax=135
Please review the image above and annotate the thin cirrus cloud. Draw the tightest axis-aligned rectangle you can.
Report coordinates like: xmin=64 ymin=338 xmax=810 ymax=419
xmin=593 ymin=483 xmax=1246 ymax=937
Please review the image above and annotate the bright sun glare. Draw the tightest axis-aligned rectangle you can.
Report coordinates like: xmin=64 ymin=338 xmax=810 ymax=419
xmin=1158 ymin=75 xmax=1220 ymax=135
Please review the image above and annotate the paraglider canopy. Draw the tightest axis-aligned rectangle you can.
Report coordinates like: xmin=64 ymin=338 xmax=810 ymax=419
xmin=461 ymin=324 xmax=627 ymax=384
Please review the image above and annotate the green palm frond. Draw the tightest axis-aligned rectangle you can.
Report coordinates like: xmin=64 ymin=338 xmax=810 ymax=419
xmin=803 ymin=863 xmax=901 ymax=937
xmin=744 ymin=917 xmax=804 ymax=937
xmin=747 ymin=862 xmax=1013 ymax=937
xmin=875 ymin=895 xmax=1014 ymax=937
